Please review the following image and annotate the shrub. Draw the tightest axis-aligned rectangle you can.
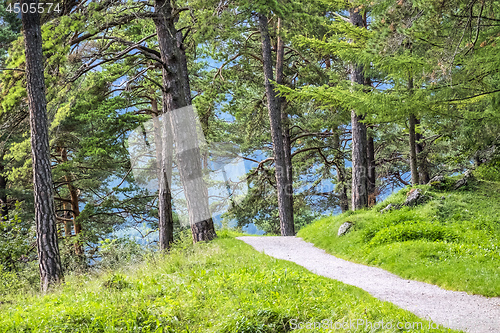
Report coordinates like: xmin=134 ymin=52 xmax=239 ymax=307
xmin=102 ymin=273 xmax=131 ymax=290
xmin=368 ymin=222 xmax=458 ymax=246
xmin=361 ymin=209 xmax=427 ymax=243
xmin=474 ymin=161 xmax=500 ymax=182
xmin=98 ymin=237 xmax=144 ymax=269
xmin=0 ymin=202 xmax=33 ymax=272
xmin=0 ymin=266 xmax=22 ymax=295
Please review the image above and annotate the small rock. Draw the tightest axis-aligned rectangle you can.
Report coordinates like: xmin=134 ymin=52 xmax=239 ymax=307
xmin=380 ymin=203 xmax=394 ymax=214
xmin=454 ymin=170 xmax=473 ymax=190
xmin=338 ymin=222 xmax=353 ymax=237
xmin=428 ymin=175 xmax=445 ymax=188
xmin=440 ymin=196 xmax=445 ymax=200
xmin=404 ymin=188 xmax=422 ymax=207
xmin=428 ymin=175 xmax=445 ymax=184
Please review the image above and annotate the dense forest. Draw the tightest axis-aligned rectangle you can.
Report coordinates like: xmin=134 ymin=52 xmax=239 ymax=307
xmin=1 ymin=0 xmax=499 ymax=294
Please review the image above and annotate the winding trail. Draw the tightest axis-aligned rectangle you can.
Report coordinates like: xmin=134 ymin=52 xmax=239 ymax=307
xmin=237 ymin=236 xmax=500 ymax=333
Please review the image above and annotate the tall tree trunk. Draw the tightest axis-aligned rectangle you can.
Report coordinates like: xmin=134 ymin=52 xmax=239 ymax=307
xmin=351 ymin=109 xmax=368 ymax=210
xmin=22 ymin=0 xmax=63 ymax=291
xmin=60 ymin=148 xmax=83 ymax=255
xmin=281 ymin=114 xmax=293 ymax=216
xmin=409 ymin=113 xmax=419 ymax=186
xmin=62 ymin=201 xmax=72 ymax=238
xmin=258 ymin=14 xmax=294 ymax=236
xmin=153 ymin=0 xmax=216 ymax=243
xmin=333 ymin=131 xmax=349 ymax=212
xmin=0 ymin=162 xmax=8 ymax=220
xmin=408 ymin=77 xmax=419 ymax=186
xmin=415 ymin=118 xmax=430 ymax=184
xmin=349 ymin=8 xmax=368 ymax=211
xmin=276 ymin=18 xmax=294 ymax=232
xmin=367 ymin=133 xmax=376 ymax=206
xmin=152 ymin=98 xmax=174 ymax=250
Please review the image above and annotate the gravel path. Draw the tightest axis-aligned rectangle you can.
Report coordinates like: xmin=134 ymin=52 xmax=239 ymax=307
xmin=237 ymin=236 xmax=500 ymax=333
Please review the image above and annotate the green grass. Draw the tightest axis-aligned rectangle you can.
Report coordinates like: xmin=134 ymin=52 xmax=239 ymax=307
xmin=0 ymin=230 xmax=459 ymax=332
xmin=298 ymin=178 xmax=500 ymax=297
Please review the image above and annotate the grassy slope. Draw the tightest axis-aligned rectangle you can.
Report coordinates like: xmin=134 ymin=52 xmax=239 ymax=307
xmin=298 ymin=178 xmax=500 ymax=297
xmin=0 ymin=231 xmax=459 ymax=332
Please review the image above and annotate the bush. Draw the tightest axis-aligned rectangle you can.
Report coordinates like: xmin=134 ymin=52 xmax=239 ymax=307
xmin=0 ymin=261 xmax=39 ymax=296
xmin=474 ymin=161 xmax=500 ymax=182
xmin=102 ymin=273 xmax=131 ymax=290
xmin=360 ymin=209 xmax=428 ymax=242
xmin=368 ymin=221 xmax=458 ymax=246
xmin=0 ymin=266 xmax=22 ymax=295
xmin=0 ymin=202 xmax=34 ymax=272
xmin=98 ymin=237 xmax=144 ymax=269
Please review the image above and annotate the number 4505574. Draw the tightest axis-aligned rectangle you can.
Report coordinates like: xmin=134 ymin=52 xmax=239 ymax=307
xmin=6 ymin=2 xmax=62 ymax=14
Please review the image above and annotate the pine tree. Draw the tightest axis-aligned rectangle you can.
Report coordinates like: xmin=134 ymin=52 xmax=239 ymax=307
xmin=21 ymin=0 xmax=63 ymax=291
xmin=153 ymin=0 xmax=216 ymax=243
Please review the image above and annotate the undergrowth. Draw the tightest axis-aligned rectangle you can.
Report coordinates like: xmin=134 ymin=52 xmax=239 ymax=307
xmin=0 ymin=230 xmax=459 ymax=332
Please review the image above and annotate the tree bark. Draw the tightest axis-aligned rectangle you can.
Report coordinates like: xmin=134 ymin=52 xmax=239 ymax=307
xmin=276 ymin=18 xmax=294 ymax=233
xmin=409 ymin=113 xmax=419 ymax=186
xmin=351 ymin=108 xmax=368 ymax=210
xmin=349 ymin=8 xmax=368 ymax=211
xmin=333 ymin=131 xmax=349 ymax=212
xmin=151 ymin=98 xmax=174 ymax=250
xmin=408 ymin=77 xmax=419 ymax=186
xmin=367 ymin=133 xmax=376 ymax=206
xmin=22 ymin=0 xmax=63 ymax=292
xmin=415 ymin=118 xmax=430 ymax=184
xmin=62 ymin=201 xmax=72 ymax=238
xmin=258 ymin=14 xmax=294 ymax=236
xmin=153 ymin=0 xmax=216 ymax=243
xmin=281 ymin=114 xmax=293 ymax=217
xmin=0 ymin=162 xmax=8 ymax=220
xmin=60 ymin=148 xmax=83 ymax=255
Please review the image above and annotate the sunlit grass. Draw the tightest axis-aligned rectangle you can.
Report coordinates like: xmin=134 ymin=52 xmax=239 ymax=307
xmin=0 ymin=230 xmax=460 ymax=332
xmin=299 ymin=179 xmax=500 ymax=296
